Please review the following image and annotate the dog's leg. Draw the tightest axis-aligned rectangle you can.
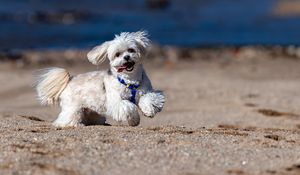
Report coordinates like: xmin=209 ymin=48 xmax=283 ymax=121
xmin=138 ymin=91 xmax=165 ymax=118
xmin=53 ymin=106 xmax=83 ymax=127
xmin=107 ymin=100 xmax=140 ymax=126
xmin=120 ymin=100 xmax=140 ymax=126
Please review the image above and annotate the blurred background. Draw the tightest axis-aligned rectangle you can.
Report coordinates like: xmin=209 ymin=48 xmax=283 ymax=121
xmin=1 ymin=0 xmax=300 ymax=51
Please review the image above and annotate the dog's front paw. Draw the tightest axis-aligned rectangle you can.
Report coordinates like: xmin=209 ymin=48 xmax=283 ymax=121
xmin=139 ymin=91 xmax=165 ymax=118
xmin=127 ymin=110 xmax=140 ymax=126
xmin=118 ymin=100 xmax=140 ymax=126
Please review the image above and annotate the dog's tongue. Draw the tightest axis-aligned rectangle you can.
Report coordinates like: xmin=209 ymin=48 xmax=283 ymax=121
xmin=117 ymin=66 xmax=127 ymax=72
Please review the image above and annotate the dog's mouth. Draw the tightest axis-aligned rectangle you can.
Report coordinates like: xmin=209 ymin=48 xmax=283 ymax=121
xmin=116 ymin=61 xmax=135 ymax=72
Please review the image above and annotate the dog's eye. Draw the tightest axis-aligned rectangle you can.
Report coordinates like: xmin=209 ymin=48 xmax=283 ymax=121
xmin=128 ymin=48 xmax=135 ymax=53
xmin=115 ymin=52 xmax=120 ymax=57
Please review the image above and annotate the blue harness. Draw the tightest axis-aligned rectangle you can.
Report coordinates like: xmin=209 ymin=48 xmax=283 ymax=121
xmin=117 ymin=77 xmax=140 ymax=104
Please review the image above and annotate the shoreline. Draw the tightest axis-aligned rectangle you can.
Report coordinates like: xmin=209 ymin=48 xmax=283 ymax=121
xmin=2 ymin=45 xmax=300 ymax=69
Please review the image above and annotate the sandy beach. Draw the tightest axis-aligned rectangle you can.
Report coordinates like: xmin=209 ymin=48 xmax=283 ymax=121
xmin=1 ymin=48 xmax=300 ymax=175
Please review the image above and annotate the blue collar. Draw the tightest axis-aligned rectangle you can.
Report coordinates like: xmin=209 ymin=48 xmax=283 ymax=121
xmin=117 ymin=76 xmax=140 ymax=104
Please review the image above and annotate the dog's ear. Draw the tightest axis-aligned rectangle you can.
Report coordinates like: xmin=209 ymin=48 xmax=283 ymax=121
xmin=132 ymin=31 xmax=150 ymax=53
xmin=87 ymin=41 xmax=110 ymax=65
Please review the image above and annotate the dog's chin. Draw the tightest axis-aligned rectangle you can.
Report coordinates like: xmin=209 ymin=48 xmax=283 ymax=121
xmin=115 ymin=61 xmax=135 ymax=73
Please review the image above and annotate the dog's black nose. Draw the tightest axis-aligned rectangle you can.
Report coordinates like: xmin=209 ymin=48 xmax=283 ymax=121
xmin=124 ymin=55 xmax=130 ymax=61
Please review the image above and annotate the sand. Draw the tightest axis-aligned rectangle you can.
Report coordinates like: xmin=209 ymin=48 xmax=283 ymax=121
xmin=0 ymin=50 xmax=300 ymax=175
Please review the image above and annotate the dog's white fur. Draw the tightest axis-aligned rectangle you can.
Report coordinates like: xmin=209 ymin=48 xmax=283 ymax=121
xmin=35 ymin=31 xmax=165 ymax=127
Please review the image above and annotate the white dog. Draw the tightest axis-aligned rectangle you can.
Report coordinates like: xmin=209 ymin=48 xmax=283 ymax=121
xmin=35 ymin=31 xmax=165 ymax=127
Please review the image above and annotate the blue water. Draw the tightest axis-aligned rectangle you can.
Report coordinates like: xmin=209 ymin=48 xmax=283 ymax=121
xmin=0 ymin=0 xmax=300 ymax=50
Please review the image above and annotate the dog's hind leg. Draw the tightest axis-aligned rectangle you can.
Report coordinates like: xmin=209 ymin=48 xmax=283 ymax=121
xmin=53 ymin=105 xmax=83 ymax=127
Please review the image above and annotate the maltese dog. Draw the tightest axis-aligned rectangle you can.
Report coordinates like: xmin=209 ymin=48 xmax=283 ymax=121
xmin=35 ymin=31 xmax=165 ymax=127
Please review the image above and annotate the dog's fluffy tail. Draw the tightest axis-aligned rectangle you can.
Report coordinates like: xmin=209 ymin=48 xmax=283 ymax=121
xmin=35 ymin=67 xmax=70 ymax=105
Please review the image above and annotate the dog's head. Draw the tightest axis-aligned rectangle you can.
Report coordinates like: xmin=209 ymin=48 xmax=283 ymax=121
xmin=87 ymin=31 xmax=150 ymax=74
